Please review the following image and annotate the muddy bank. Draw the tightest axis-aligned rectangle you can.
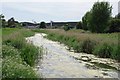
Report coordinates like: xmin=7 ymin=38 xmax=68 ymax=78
xmin=26 ymin=33 xmax=119 ymax=78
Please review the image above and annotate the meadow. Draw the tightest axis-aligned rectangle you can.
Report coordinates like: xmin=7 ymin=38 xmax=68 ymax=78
xmin=32 ymin=29 xmax=120 ymax=62
xmin=2 ymin=28 xmax=43 ymax=79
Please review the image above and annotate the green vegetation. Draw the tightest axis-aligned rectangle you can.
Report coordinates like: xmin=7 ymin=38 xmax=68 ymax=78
xmin=32 ymin=29 xmax=119 ymax=62
xmin=93 ymin=43 xmax=113 ymax=58
xmin=109 ymin=19 xmax=120 ymax=32
xmin=77 ymin=1 xmax=120 ymax=33
xmin=39 ymin=21 xmax=46 ymax=28
xmin=1 ymin=14 xmax=22 ymax=28
xmin=81 ymin=2 xmax=112 ymax=33
xmin=76 ymin=21 xmax=82 ymax=29
xmin=89 ymin=2 xmax=112 ymax=33
xmin=2 ymin=28 xmax=42 ymax=79
xmin=63 ymin=24 xmax=70 ymax=31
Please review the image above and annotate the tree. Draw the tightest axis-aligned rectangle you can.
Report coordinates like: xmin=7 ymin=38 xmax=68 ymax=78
xmin=115 ymin=13 xmax=120 ymax=19
xmin=63 ymin=24 xmax=70 ymax=31
xmin=108 ymin=19 xmax=120 ymax=32
xmin=76 ymin=21 xmax=82 ymax=29
xmin=8 ymin=17 xmax=16 ymax=28
xmin=89 ymin=2 xmax=112 ymax=33
xmin=0 ymin=14 xmax=7 ymax=28
xmin=82 ymin=11 xmax=91 ymax=30
xmin=39 ymin=22 xmax=46 ymax=28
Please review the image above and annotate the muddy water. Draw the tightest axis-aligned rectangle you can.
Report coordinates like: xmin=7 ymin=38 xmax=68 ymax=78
xmin=27 ymin=33 xmax=119 ymax=78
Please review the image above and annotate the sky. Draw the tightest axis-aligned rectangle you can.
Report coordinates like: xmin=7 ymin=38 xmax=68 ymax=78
xmin=0 ymin=0 xmax=119 ymax=23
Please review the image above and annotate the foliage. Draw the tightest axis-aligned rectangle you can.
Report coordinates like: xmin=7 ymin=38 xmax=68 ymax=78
xmin=39 ymin=21 xmax=46 ymax=28
xmin=2 ymin=28 xmax=43 ymax=78
xmin=115 ymin=13 xmax=120 ymax=19
xmin=112 ymin=45 xmax=120 ymax=62
xmin=1 ymin=14 xmax=22 ymax=28
xmin=93 ymin=43 xmax=113 ymax=58
xmin=80 ymin=39 xmax=96 ymax=54
xmin=2 ymin=56 xmax=37 ymax=79
xmin=34 ymin=29 xmax=119 ymax=61
xmin=108 ymin=19 xmax=120 ymax=32
xmin=63 ymin=24 xmax=70 ymax=31
xmin=2 ymin=45 xmax=21 ymax=59
xmin=82 ymin=11 xmax=91 ymax=30
xmin=76 ymin=21 xmax=82 ymax=29
xmin=7 ymin=17 xmax=16 ymax=28
xmin=88 ymin=2 xmax=112 ymax=33
xmin=20 ymin=43 xmax=39 ymax=66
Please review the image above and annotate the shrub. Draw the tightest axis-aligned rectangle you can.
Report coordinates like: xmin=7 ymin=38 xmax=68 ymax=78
xmin=73 ymin=42 xmax=82 ymax=53
xmin=2 ymin=45 xmax=38 ymax=79
xmin=3 ymin=32 xmax=39 ymax=66
xmin=108 ymin=19 xmax=120 ymax=32
xmin=81 ymin=39 xmax=96 ymax=54
xmin=39 ymin=21 xmax=46 ymax=28
xmin=93 ymin=43 xmax=113 ymax=58
xmin=76 ymin=21 xmax=82 ymax=29
xmin=63 ymin=26 xmax=70 ymax=31
xmin=112 ymin=45 xmax=120 ymax=62
xmin=2 ymin=57 xmax=37 ymax=79
xmin=2 ymin=45 xmax=23 ymax=63
xmin=20 ymin=43 xmax=39 ymax=66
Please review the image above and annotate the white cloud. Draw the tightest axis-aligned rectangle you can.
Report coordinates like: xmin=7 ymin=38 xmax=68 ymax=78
xmin=1 ymin=0 xmax=119 ymax=2
xmin=1 ymin=1 xmax=118 ymax=22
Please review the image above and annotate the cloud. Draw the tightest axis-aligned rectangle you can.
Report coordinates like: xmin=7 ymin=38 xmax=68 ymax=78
xmin=1 ymin=1 xmax=118 ymax=22
xmin=1 ymin=0 xmax=119 ymax=2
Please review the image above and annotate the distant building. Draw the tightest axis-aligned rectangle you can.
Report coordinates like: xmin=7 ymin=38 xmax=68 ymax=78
xmin=21 ymin=22 xmax=39 ymax=29
xmin=46 ymin=21 xmax=78 ymax=29
xmin=50 ymin=21 xmax=53 ymax=28
xmin=21 ymin=21 xmax=78 ymax=29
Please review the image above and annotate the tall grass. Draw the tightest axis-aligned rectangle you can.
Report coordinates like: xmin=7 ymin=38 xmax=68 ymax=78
xmin=2 ymin=28 xmax=43 ymax=78
xmin=32 ymin=29 xmax=119 ymax=62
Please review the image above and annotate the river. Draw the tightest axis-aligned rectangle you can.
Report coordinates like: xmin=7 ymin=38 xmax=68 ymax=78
xmin=26 ymin=33 xmax=119 ymax=78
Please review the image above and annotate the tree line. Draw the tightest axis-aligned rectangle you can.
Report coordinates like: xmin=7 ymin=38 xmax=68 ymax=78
xmin=76 ymin=1 xmax=120 ymax=33
xmin=0 ymin=14 xmax=22 ymax=28
xmin=0 ymin=14 xmax=46 ymax=28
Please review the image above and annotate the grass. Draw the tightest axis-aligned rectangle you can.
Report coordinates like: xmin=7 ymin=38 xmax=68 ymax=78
xmin=32 ymin=29 xmax=119 ymax=62
xmin=2 ymin=28 xmax=43 ymax=79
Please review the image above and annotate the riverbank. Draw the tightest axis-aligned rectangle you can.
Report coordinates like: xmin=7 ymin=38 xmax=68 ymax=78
xmin=32 ymin=29 xmax=120 ymax=70
xmin=27 ymin=33 xmax=119 ymax=78
xmin=2 ymin=28 xmax=43 ymax=78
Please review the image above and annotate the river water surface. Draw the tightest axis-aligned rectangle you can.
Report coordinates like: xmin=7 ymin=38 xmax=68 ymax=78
xmin=26 ymin=33 xmax=119 ymax=78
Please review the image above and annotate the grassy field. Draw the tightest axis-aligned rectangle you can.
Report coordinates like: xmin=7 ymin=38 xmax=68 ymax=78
xmin=32 ymin=29 xmax=120 ymax=62
xmin=2 ymin=28 xmax=43 ymax=79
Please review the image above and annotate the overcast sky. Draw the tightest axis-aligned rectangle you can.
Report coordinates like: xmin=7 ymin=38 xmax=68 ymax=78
xmin=0 ymin=0 xmax=119 ymax=23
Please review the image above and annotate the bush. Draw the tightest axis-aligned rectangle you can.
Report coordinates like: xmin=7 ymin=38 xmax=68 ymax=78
xmin=63 ymin=26 xmax=70 ymax=31
xmin=112 ymin=45 xmax=120 ymax=62
xmin=73 ymin=42 xmax=82 ymax=53
xmin=2 ymin=45 xmax=23 ymax=63
xmin=2 ymin=45 xmax=38 ymax=79
xmin=2 ymin=57 xmax=37 ymax=79
xmin=20 ymin=43 xmax=39 ymax=66
xmin=93 ymin=43 xmax=113 ymax=58
xmin=80 ymin=39 xmax=96 ymax=54
xmin=3 ymin=32 xmax=39 ymax=66
xmin=108 ymin=19 xmax=120 ymax=32
xmin=39 ymin=21 xmax=46 ymax=28
xmin=76 ymin=21 xmax=82 ymax=29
